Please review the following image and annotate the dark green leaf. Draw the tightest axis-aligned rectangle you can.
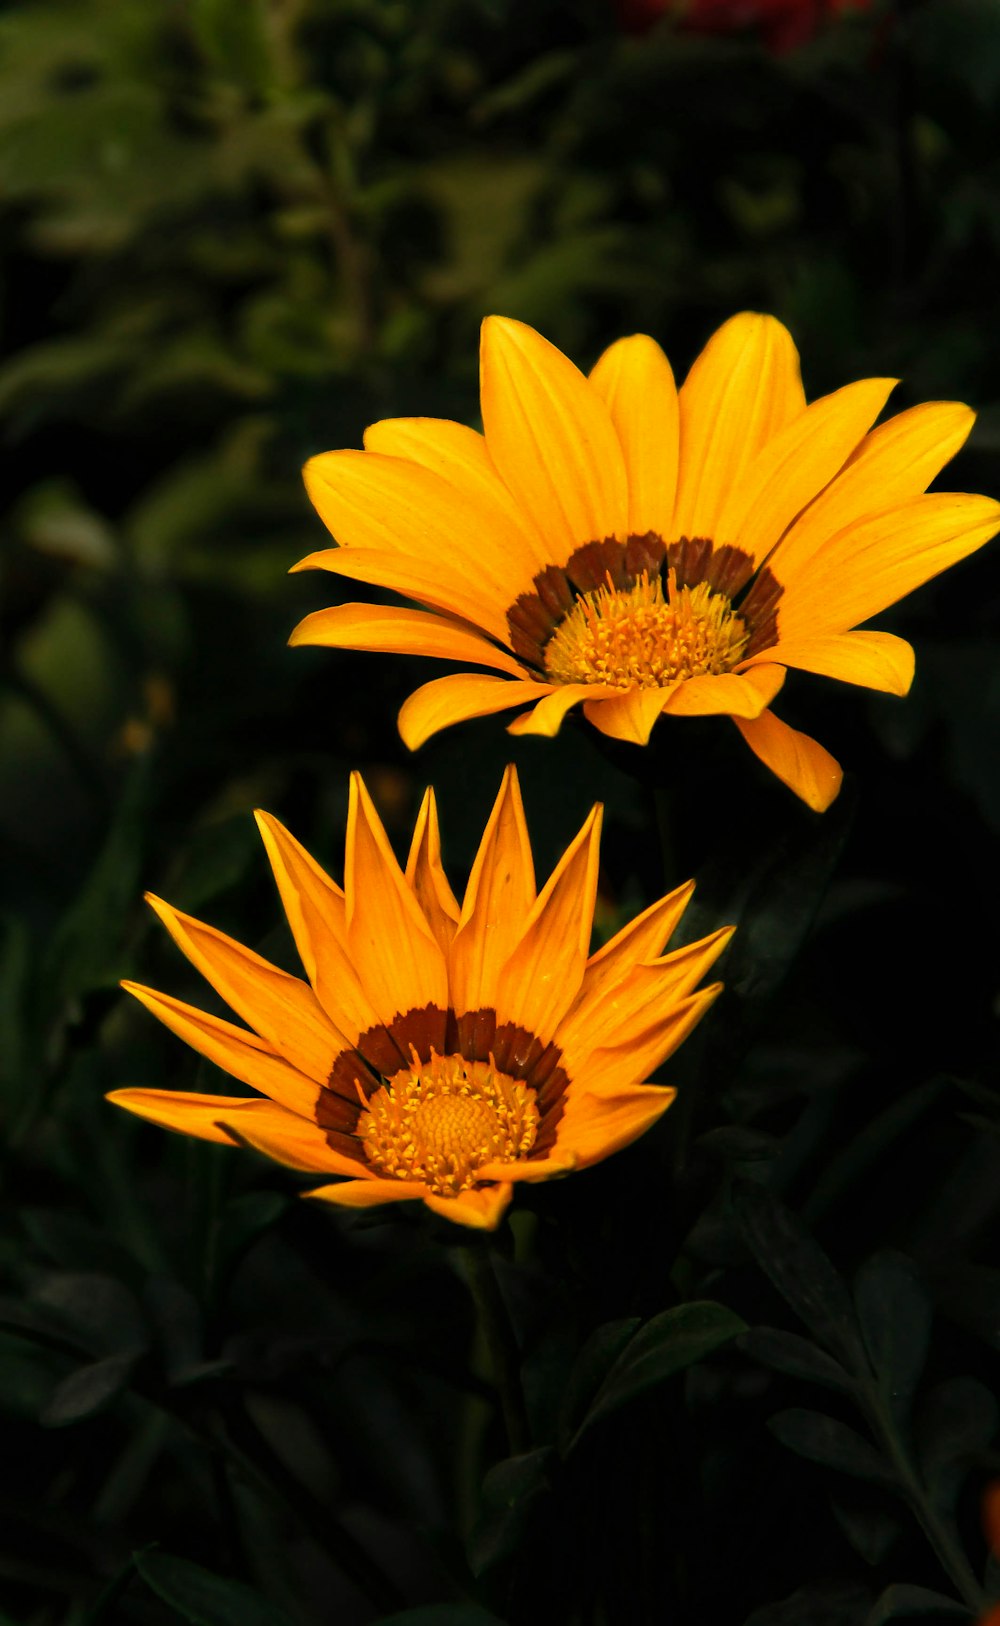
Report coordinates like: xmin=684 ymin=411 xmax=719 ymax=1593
xmin=41 ymin=1350 xmax=139 ymax=1426
xmin=556 ymin=1316 xmax=640 ymax=1453
xmin=854 ymin=1253 xmax=931 ymax=1420
xmin=915 ymin=1377 xmax=999 ymax=1515
xmin=831 ymin=1500 xmax=902 ymax=1567
xmin=570 ymin=1301 xmax=745 ymax=1447
xmin=134 ymin=1550 xmax=298 ymax=1626
xmin=739 ymin=1327 xmax=854 ymax=1393
xmin=372 ymin=1609 xmax=508 ymax=1626
xmin=768 ymin=1409 xmax=893 ymax=1485
xmin=468 ymin=1448 xmax=552 ymax=1578
xmin=865 ymin=1583 xmax=967 ymax=1623
xmin=734 ymin=1182 xmax=868 ymax=1372
xmin=745 ymin=1580 xmax=873 ymax=1625
xmin=32 ymin=1272 xmax=148 ymax=1358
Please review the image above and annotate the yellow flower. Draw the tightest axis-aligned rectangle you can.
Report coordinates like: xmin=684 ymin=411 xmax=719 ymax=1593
xmin=110 ymin=768 xmax=729 ymax=1230
xmin=291 ymin=314 xmax=1000 ymax=812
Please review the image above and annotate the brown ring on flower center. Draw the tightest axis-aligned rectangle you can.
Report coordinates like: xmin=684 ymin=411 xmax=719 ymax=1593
xmin=317 ymin=1003 xmax=570 ymax=1162
xmin=505 ymin=532 xmax=782 ymax=671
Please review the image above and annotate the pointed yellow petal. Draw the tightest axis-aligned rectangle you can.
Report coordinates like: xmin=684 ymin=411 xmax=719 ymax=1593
xmin=577 ymin=983 xmax=722 ymax=1094
xmin=345 ymin=774 xmax=449 ymax=1032
xmin=480 ymin=316 xmax=628 ymax=559
xmin=450 ymin=766 xmax=536 ymax=1015
xmin=773 ymin=493 xmax=1000 ymax=642
xmin=747 ymin=631 xmax=914 ymax=695
xmin=770 ymin=401 xmax=977 ymax=584
xmin=144 ymin=894 xmax=341 ymax=1084
xmin=494 ymin=805 xmax=603 ymax=1043
xmin=307 ymin=1177 xmax=428 ymax=1209
xmin=477 ymin=1150 xmax=578 ymax=1184
xmin=733 ymin=710 xmax=843 ymax=811
xmin=289 ymin=603 xmax=527 ymax=677
xmin=303 ymin=449 xmax=537 ymax=622
xmin=505 ymin=682 xmax=621 ymax=738
xmin=589 ymin=334 xmax=680 ymax=538
xmin=292 ymin=548 xmax=507 ymax=644
xmin=363 ymin=415 xmax=550 ymax=568
xmin=422 ymin=1183 xmax=514 ymax=1230
xmin=672 ymin=313 xmax=806 ymax=541
xmin=552 ymin=1082 xmax=677 ymax=1169
xmin=557 ymin=928 xmax=733 ymax=1074
xmin=216 ymin=1101 xmax=368 ymax=1175
xmin=662 ymin=666 xmax=785 ymax=719
xmin=718 ymin=377 xmax=897 ymax=565
xmin=108 ymin=1087 xmax=260 ymax=1145
xmin=398 ymin=673 xmax=551 ymax=751
xmin=576 ymin=879 xmax=696 ymax=1003
xmin=122 ymin=982 xmax=321 ymax=1118
xmin=405 ymin=788 xmax=461 ymax=956
xmin=582 ymin=685 xmax=676 ymax=745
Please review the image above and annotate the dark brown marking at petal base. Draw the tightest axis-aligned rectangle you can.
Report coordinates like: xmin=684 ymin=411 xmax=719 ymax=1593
xmin=738 ymin=565 xmax=783 ymax=658
xmin=505 ymin=532 xmax=758 ymax=669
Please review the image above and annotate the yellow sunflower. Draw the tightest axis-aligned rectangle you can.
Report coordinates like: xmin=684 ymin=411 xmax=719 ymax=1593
xmin=291 ymin=313 xmax=1000 ymax=812
xmin=110 ymin=768 xmax=729 ymax=1230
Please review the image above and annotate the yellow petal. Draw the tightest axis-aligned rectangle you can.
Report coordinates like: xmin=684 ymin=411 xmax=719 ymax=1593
xmin=579 ymin=983 xmax=722 ymax=1094
xmin=363 ymin=415 xmax=550 ymax=568
xmin=289 ymin=603 xmax=527 ymax=677
xmin=108 ymin=1087 xmax=260 ymax=1145
xmin=398 ymin=673 xmax=551 ymax=751
xmin=477 ymin=1150 xmax=578 ymax=1184
xmin=662 ymin=666 xmax=785 ymax=719
xmin=480 ymin=316 xmax=628 ymax=560
xmin=505 ymin=682 xmax=622 ymax=738
xmin=292 ymin=548 xmax=507 ymax=644
xmin=746 ymin=630 xmax=914 ymax=695
xmin=575 ymin=879 xmax=696 ymax=1006
xmin=216 ymin=1101 xmax=368 ymax=1175
xmin=450 ymin=766 xmax=536 ymax=1016
xmin=589 ymin=334 xmax=679 ymax=537
xmin=303 ymin=449 xmax=537 ymax=620
xmin=144 ymin=894 xmax=341 ymax=1084
xmin=495 ymin=805 xmax=603 ymax=1043
xmin=307 ymin=1177 xmax=429 ymax=1209
xmin=672 ymin=313 xmax=806 ymax=541
xmin=405 ymin=787 xmax=461 ymax=956
xmin=253 ymin=811 xmax=385 ymax=1044
xmin=552 ymin=1082 xmax=677 ymax=1170
xmin=773 ymin=493 xmax=1000 ymax=642
xmin=717 ymin=377 xmax=896 ymax=565
xmin=122 ymin=982 xmax=321 ymax=1118
xmin=345 ymin=773 xmax=449 ymax=1031
xmin=733 ymin=710 xmax=843 ymax=811
xmin=770 ymin=401 xmax=977 ymax=585
xmin=556 ymin=928 xmax=733 ymax=1074
xmin=582 ymin=685 xmax=677 ymax=745
xmin=422 ymin=1183 xmax=514 ymax=1230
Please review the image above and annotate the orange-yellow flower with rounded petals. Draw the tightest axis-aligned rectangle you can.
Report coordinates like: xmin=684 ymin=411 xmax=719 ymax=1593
xmin=291 ymin=313 xmax=1000 ymax=812
xmin=110 ymin=768 xmax=729 ymax=1231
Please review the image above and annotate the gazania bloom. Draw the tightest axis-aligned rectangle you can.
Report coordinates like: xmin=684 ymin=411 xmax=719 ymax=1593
xmin=291 ymin=314 xmax=1000 ymax=812
xmin=110 ymin=769 xmax=729 ymax=1230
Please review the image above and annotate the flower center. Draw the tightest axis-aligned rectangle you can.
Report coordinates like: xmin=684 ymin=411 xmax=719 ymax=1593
xmin=357 ymin=1054 xmax=539 ymax=1196
xmin=542 ymin=569 xmax=748 ymax=689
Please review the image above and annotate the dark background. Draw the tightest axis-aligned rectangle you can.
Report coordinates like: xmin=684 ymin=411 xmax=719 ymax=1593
xmin=2 ymin=2 xmax=1000 ymax=1622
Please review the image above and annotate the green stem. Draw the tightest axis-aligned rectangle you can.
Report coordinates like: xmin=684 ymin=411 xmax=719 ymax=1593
xmin=461 ymin=1244 xmax=531 ymax=1456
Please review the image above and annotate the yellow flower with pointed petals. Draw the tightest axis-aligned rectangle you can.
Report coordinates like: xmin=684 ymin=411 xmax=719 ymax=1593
xmin=291 ymin=313 xmax=1000 ymax=812
xmin=110 ymin=769 xmax=730 ymax=1230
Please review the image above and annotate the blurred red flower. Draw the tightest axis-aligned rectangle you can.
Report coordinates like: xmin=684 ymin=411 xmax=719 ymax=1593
xmin=616 ymin=0 xmax=871 ymax=51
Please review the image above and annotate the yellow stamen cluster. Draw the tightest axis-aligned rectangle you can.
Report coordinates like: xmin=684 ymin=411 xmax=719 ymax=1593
xmin=543 ymin=570 xmax=748 ymax=690
xmin=357 ymin=1053 xmax=539 ymax=1196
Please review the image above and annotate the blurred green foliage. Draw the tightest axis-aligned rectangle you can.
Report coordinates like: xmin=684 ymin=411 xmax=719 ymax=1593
xmin=3 ymin=0 xmax=1000 ymax=1622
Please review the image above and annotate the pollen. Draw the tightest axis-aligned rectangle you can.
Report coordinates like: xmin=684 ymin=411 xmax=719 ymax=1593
xmin=542 ymin=569 xmax=749 ymax=690
xmin=357 ymin=1053 xmax=540 ymax=1196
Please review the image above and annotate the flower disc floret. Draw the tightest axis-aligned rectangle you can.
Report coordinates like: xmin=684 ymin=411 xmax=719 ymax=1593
xmin=358 ymin=1054 xmax=538 ymax=1195
xmin=543 ymin=570 xmax=749 ymax=690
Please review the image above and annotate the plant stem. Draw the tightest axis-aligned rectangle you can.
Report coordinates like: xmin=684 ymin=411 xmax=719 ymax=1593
xmin=461 ymin=1243 xmax=531 ymax=1456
